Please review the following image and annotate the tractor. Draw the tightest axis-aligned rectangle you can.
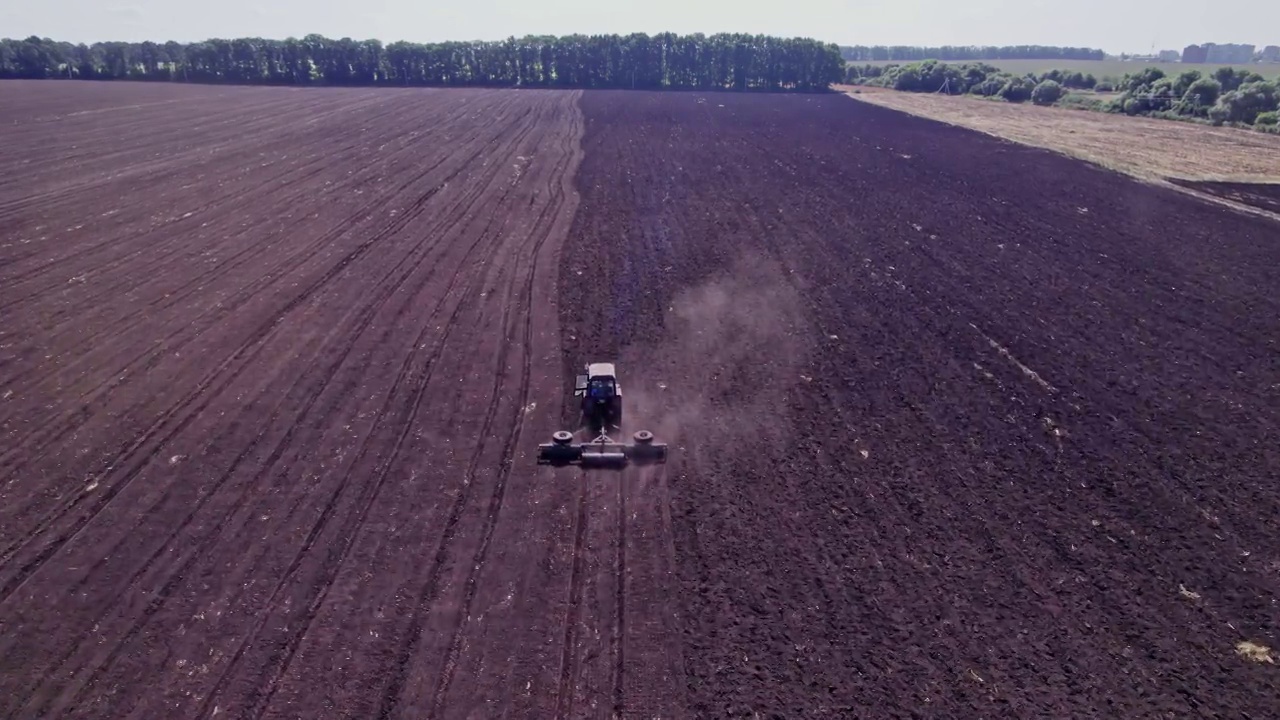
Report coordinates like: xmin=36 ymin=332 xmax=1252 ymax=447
xmin=536 ymin=362 xmax=668 ymax=468
xmin=578 ymin=361 xmax=623 ymax=435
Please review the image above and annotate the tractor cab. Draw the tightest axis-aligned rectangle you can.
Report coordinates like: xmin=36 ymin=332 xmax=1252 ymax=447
xmin=573 ymin=362 xmax=622 ymax=432
xmin=574 ymin=362 xmax=619 ymax=398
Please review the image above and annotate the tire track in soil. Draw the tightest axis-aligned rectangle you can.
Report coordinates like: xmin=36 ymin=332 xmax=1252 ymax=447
xmin=0 ymin=309 xmax=291 ymax=603
xmin=612 ymin=468 xmax=628 ymax=716
xmin=0 ymin=86 xmax=588 ymax=720
xmin=277 ymin=194 xmax=512 ymax=717
xmin=549 ymin=464 xmax=631 ymax=719
xmin=33 ymin=309 xmax=369 ymax=717
xmin=185 ymin=96 xmax=555 ymax=720
xmin=0 ymin=92 xmax=359 ymax=234
xmin=373 ymin=94 xmax=581 ymax=720
xmin=116 ymin=147 xmax=511 ymax=718
xmin=9 ymin=153 xmax=492 ymax=715
xmin=425 ymin=138 xmax=564 ymax=715
xmin=397 ymin=99 xmax=592 ymax=720
xmin=0 ymin=92 xmax=478 ymax=401
xmin=0 ymin=91 xmax=534 ymax=545
xmin=554 ymin=471 xmax=591 ymax=720
xmin=0 ymin=159 xmax=448 ymax=601
xmin=0 ymin=95 xmax=360 ymax=456
xmin=0 ymin=95 xmax=503 ymax=480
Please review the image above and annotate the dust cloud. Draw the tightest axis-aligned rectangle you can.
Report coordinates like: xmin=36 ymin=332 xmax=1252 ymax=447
xmin=620 ymin=252 xmax=813 ymax=462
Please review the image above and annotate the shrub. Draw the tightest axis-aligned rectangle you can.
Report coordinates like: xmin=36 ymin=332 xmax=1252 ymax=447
xmin=1215 ymin=82 xmax=1280 ymax=124
xmin=1123 ymin=67 xmax=1165 ymax=92
xmin=1173 ymin=70 xmax=1202 ymax=98
xmin=1094 ymin=81 xmax=1114 ymax=92
xmin=999 ymin=76 xmax=1033 ymax=103
xmin=1031 ymin=79 xmax=1064 ymax=105
xmin=1121 ymin=95 xmax=1147 ymax=115
xmin=1214 ymin=67 xmax=1266 ymax=93
xmin=1252 ymin=110 xmax=1278 ymax=126
xmin=1181 ymin=77 xmax=1222 ymax=114
xmin=891 ymin=66 xmax=925 ymax=92
xmin=1055 ymin=93 xmax=1108 ymax=111
xmin=970 ymin=76 xmax=1006 ymax=97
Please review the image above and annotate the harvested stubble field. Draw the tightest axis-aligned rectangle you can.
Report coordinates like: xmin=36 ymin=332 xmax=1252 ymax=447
xmin=1 ymin=80 xmax=1278 ymax=719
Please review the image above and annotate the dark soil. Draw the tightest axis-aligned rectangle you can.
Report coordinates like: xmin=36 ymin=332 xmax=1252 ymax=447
xmin=1169 ymin=178 xmax=1280 ymax=214
xmin=560 ymin=90 xmax=1280 ymax=718
xmin=0 ymin=82 xmax=589 ymax=719
xmin=2 ymin=81 xmax=1278 ymax=719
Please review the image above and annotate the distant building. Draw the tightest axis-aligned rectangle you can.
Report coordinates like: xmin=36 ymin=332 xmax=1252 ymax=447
xmin=1261 ymin=45 xmax=1280 ymax=62
xmin=1157 ymin=50 xmax=1180 ymax=62
xmin=1208 ymin=43 xmax=1255 ymax=63
xmin=1183 ymin=43 xmax=1256 ymax=64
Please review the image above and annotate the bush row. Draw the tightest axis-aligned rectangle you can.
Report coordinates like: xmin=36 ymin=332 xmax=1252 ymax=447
xmin=845 ymin=62 xmax=1280 ymax=131
xmin=845 ymin=61 xmax=1095 ymax=104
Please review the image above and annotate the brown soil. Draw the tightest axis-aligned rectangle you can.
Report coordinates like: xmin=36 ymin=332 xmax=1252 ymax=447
xmin=0 ymin=81 xmax=588 ymax=719
xmin=3 ymin=81 xmax=1279 ymax=719
xmin=562 ymin=90 xmax=1280 ymax=718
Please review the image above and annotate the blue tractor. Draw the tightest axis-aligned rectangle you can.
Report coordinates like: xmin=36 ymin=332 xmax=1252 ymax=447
xmin=537 ymin=362 xmax=668 ymax=468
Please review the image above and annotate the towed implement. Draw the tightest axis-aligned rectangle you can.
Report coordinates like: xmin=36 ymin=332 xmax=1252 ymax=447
xmin=537 ymin=362 xmax=668 ymax=469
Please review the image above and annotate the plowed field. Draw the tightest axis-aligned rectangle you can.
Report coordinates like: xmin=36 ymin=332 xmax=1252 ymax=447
xmin=1170 ymin=179 xmax=1280 ymax=214
xmin=2 ymin=81 xmax=1278 ymax=719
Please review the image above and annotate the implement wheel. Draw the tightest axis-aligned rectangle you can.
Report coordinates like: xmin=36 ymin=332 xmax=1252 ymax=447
xmin=633 ymin=430 xmax=654 ymax=444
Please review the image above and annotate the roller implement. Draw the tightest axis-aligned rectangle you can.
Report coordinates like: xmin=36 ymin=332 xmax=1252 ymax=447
xmin=537 ymin=362 xmax=668 ymax=468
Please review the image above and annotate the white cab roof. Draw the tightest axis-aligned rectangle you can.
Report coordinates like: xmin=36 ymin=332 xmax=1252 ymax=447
xmin=586 ymin=362 xmax=616 ymax=378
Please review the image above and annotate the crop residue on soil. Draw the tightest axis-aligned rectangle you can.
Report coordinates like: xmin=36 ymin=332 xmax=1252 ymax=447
xmin=3 ymin=81 xmax=1280 ymax=719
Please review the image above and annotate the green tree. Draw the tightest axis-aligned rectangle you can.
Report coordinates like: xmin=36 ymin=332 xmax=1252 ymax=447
xmin=1178 ymin=78 xmax=1222 ymax=116
xmin=1214 ymin=82 xmax=1280 ymax=124
xmin=1122 ymin=67 xmax=1165 ymax=92
xmin=0 ymin=32 xmax=845 ymax=91
xmin=1172 ymin=70 xmax=1201 ymax=98
xmin=999 ymin=76 xmax=1033 ymax=102
xmin=1031 ymin=79 xmax=1064 ymax=105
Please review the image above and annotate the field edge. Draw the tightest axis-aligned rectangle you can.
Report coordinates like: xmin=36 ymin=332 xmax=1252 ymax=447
xmin=839 ymin=90 xmax=1280 ymax=223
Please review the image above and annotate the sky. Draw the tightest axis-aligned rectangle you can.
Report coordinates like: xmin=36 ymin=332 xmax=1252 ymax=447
xmin=2 ymin=0 xmax=1276 ymax=54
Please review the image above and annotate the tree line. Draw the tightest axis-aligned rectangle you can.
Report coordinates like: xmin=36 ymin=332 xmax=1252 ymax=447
xmin=846 ymin=60 xmax=1279 ymax=132
xmin=840 ymin=45 xmax=1105 ymax=62
xmin=1108 ymin=66 xmax=1278 ymax=130
xmin=847 ymin=61 xmax=1096 ymax=99
xmin=0 ymin=33 xmax=845 ymax=91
